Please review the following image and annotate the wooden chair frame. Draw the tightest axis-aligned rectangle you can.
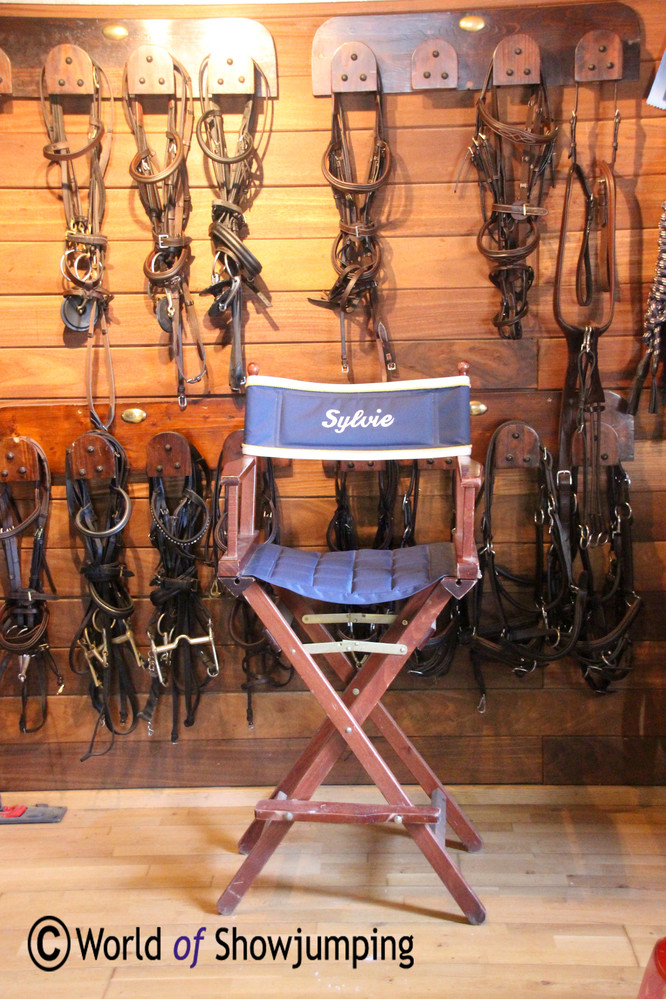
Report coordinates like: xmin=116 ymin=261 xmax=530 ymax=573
xmin=216 ymin=428 xmax=486 ymax=924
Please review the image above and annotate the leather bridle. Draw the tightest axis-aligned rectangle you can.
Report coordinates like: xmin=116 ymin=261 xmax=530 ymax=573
xmin=197 ymin=56 xmax=271 ymax=392
xmin=122 ymin=52 xmax=206 ymax=409
xmin=140 ymin=439 xmax=219 ymax=742
xmin=554 ymin=86 xmax=620 ymax=513
xmin=310 ymin=83 xmax=395 ymax=378
xmin=40 ymin=49 xmax=116 ymax=430
xmin=66 ymin=430 xmax=142 ymax=759
xmin=469 ymin=60 xmax=557 ymax=339
xmin=0 ymin=439 xmax=62 ymax=733
xmin=470 ymin=422 xmax=587 ymax=686
xmin=551 ymin=87 xmax=641 ymax=692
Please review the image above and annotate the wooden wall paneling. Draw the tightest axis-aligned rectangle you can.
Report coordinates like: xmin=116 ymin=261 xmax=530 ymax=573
xmin=0 ymin=0 xmax=663 ymax=789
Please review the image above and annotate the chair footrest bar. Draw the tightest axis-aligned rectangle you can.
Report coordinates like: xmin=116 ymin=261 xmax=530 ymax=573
xmin=302 ymin=612 xmax=397 ymax=625
xmin=254 ymin=798 xmax=441 ymax=825
xmin=302 ymin=639 xmax=408 ymax=655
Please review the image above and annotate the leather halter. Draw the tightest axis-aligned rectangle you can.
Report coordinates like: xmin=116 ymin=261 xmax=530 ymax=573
xmin=470 ymin=422 xmax=586 ymax=686
xmin=122 ymin=53 xmax=206 ymax=409
xmin=0 ymin=439 xmax=62 ymax=733
xmin=551 ymin=88 xmax=640 ymax=693
xmin=310 ymin=83 xmax=395 ymax=379
xmin=140 ymin=437 xmax=218 ymax=742
xmin=554 ymin=87 xmax=620 ymax=493
xmin=40 ymin=49 xmax=115 ymax=430
xmin=469 ymin=61 xmax=557 ymax=339
xmin=197 ymin=56 xmax=271 ymax=393
xmin=66 ymin=430 xmax=142 ymax=759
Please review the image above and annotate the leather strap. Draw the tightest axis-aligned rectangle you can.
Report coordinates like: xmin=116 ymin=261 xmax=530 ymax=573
xmin=0 ymin=439 xmax=61 ymax=733
xmin=469 ymin=60 xmax=557 ymax=339
xmin=197 ymin=58 xmax=270 ymax=393
xmin=122 ymin=53 xmax=206 ymax=409
xmin=66 ymin=430 xmax=142 ymax=759
xmin=40 ymin=49 xmax=116 ymax=430
xmin=310 ymin=84 xmax=395 ymax=378
xmin=140 ymin=437 xmax=217 ymax=742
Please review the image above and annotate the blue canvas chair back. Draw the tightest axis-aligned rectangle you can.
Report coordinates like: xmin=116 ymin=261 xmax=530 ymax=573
xmin=242 ymin=374 xmax=472 ymax=460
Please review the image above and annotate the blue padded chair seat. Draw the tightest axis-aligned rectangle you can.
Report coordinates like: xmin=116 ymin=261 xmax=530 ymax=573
xmin=243 ymin=542 xmax=457 ymax=605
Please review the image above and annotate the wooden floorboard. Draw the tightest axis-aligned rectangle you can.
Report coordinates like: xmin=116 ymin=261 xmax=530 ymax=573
xmin=0 ymin=785 xmax=663 ymax=997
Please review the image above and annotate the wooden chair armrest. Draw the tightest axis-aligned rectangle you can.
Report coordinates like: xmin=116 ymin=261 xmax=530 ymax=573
xmin=453 ymin=455 xmax=482 ymax=577
xmin=217 ymin=437 xmax=259 ymax=576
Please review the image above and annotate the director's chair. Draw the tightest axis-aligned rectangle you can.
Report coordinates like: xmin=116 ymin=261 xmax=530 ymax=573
xmin=216 ymin=363 xmax=486 ymax=924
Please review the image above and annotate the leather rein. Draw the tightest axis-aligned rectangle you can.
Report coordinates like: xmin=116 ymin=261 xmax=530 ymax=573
xmin=470 ymin=60 xmax=557 ymax=339
xmin=141 ymin=439 xmax=219 ymax=742
xmin=40 ymin=49 xmax=116 ymax=430
xmin=310 ymin=83 xmax=395 ymax=379
xmin=197 ymin=56 xmax=271 ymax=393
xmin=66 ymin=430 xmax=143 ymax=759
xmin=0 ymin=439 xmax=62 ymax=733
xmin=122 ymin=53 xmax=206 ymax=409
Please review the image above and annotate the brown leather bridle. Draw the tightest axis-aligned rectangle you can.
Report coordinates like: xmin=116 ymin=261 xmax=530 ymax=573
xmin=122 ymin=52 xmax=206 ymax=409
xmin=310 ymin=80 xmax=395 ymax=379
xmin=40 ymin=49 xmax=115 ymax=430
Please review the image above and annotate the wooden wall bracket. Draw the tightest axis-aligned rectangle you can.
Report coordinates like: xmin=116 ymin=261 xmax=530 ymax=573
xmin=43 ymin=43 xmax=96 ymax=96
xmin=311 ymin=2 xmax=640 ymax=95
xmin=331 ymin=41 xmax=377 ymax=94
xmin=490 ymin=422 xmax=542 ymax=470
xmin=146 ymin=431 xmax=193 ymax=477
xmin=0 ymin=17 xmax=277 ymax=99
xmin=575 ymin=29 xmax=624 ymax=83
xmin=68 ymin=432 xmax=118 ymax=481
xmin=411 ymin=38 xmax=457 ymax=91
xmin=204 ymin=20 xmax=277 ymax=97
xmin=492 ymin=34 xmax=541 ymax=86
xmin=0 ymin=437 xmax=40 ymax=483
xmin=125 ymin=44 xmax=177 ymax=97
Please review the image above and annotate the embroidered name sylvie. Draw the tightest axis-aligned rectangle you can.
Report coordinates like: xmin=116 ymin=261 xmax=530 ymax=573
xmin=322 ymin=408 xmax=395 ymax=434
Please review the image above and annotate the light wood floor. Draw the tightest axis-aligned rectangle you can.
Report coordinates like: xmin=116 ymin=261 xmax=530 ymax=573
xmin=0 ymin=784 xmax=664 ymax=997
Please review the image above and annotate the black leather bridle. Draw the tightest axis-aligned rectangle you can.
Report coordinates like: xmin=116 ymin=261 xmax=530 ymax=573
xmin=66 ymin=430 xmax=142 ymax=759
xmin=0 ymin=439 xmax=62 ymax=733
xmin=140 ymin=438 xmax=218 ymax=742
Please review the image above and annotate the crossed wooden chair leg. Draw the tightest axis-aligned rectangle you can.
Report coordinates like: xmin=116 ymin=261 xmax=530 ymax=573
xmin=216 ymin=580 xmax=486 ymax=925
